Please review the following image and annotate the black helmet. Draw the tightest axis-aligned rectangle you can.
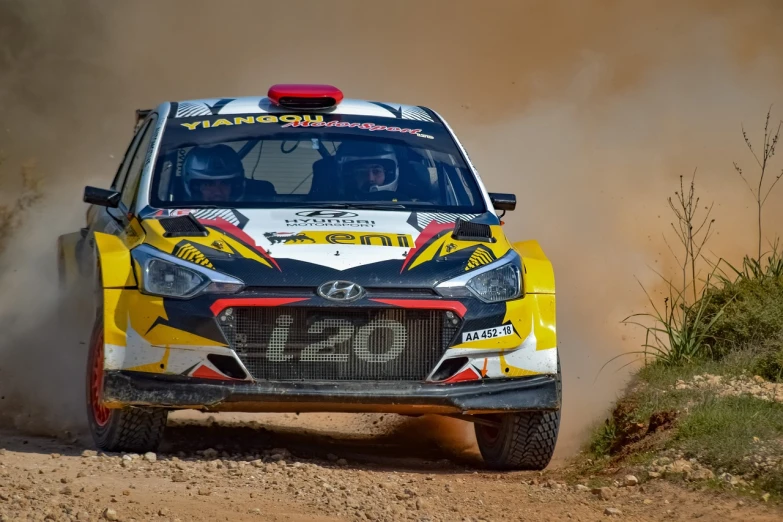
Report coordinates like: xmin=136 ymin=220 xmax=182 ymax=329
xmin=182 ymin=144 xmax=245 ymax=200
xmin=336 ymin=141 xmax=399 ymax=194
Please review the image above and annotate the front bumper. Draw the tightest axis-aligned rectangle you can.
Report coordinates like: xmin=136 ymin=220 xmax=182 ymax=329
xmin=103 ymin=370 xmax=560 ymax=415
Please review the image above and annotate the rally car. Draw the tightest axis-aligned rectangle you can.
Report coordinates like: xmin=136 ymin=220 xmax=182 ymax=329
xmin=57 ymin=84 xmax=561 ymax=470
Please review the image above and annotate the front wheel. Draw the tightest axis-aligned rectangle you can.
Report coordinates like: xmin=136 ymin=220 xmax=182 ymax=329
xmin=87 ymin=297 xmax=168 ymax=453
xmin=474 ymin=354 xmax=561 ymax=470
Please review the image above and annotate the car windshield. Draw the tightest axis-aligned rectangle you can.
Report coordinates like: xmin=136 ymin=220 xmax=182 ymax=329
xmin=149 ymin=112 xmax=486 ymax=213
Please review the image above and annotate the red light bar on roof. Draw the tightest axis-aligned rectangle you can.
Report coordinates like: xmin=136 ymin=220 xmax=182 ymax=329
xmin=267 ymin=84 xmax=343 ymax=110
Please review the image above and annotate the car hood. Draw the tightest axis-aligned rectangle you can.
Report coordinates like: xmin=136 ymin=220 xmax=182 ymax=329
xmin=139 ymin=207 xmax=513 ymax=288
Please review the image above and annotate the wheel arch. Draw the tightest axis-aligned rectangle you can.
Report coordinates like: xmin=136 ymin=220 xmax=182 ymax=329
xmin=512 ymin=240 xmax=555 ymax=295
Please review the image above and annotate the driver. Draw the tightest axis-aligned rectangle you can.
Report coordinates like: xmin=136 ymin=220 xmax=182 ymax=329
xmin=336 ymin=141 xmax=399 ymax=197
xmin=182 ymin=144 xmax=246 ymax=202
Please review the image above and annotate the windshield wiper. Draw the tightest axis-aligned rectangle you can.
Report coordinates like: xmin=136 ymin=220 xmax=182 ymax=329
xmin=303 ymin=202 xmax=407 ymax=210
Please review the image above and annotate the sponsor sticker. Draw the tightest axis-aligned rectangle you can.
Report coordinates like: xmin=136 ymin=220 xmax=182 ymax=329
xmin=263 ymin=231 xmax=412 ymax=247
xmin=462 ymin=325 xmax=514 ymax=343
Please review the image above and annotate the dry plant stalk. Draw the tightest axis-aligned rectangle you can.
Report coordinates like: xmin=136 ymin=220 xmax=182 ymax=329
xmin=663 ymin=168 xmax=715 ymax=305
xmin=733 ymin=106 xmax=783 ymax=263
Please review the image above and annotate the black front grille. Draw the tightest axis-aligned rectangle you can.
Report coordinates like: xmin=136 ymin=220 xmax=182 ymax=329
xmin=217 ymin=307 xmax=459 ymax=381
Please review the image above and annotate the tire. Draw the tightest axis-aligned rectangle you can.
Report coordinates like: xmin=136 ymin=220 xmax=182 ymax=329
xmin=474 ymin=353 xmax=562 ymax=470
xmin=86 ymin=274 xmax=168 ymax=453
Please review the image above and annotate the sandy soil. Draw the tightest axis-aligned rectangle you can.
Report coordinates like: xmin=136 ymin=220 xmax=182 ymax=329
xmin=0 ymin=412 xmax=781 ymax=522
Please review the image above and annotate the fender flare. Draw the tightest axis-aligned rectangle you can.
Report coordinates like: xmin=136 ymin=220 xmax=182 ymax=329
xmin=512 ymin=240 xmax=555 ymax=295
xmin=93 ymin=232 xmax=136 ymax=288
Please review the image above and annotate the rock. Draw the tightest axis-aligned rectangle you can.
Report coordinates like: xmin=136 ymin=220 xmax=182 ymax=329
xmin=754 ymin=375 xmax=766 ymax=384
xmin=0 ymin=449 xmax=6 ymax=455
xmin=624 ymin=475 xmax=639 ymax=487
xmin=81 ymin=450 xmax=98 ymax=458
xmin=159 ymin=507 xmax=171 ymax=516
xmin=143 ymin=452 xmax=157 ymax=463
xmin=60 ymin=486 xmax=72 ymax=495
xmin=719 ymin=473 xmax=740 ymax=486
xmin=50 ymin=453 xmax=61 ymax=459
xmin=198 ymin=488 xmax=211 ymax=496
xmin=326 ymin=453 xmax=338 ymax=462
xmin=690 ymin=469 xmax=715 ymax=481
xmin=591 ymin=487 xmax=612 ymax=500
xmin=604 ymin=507 xmax=622 ymax=516
xmin=122 ymin=490 xmax=130 ymax=496
xmin=643 ymin=499 xmax=653 ymax=505
xmin=762 ymin=493 xmax=771 ymax=502
xmin=103 ymin=508 xmax=118 ymax=521
xmin=575 ymin=485 xmax=590 ymax=492
xmin=336 ymin=458 xmax=348 ymax=466
xmin=416 ymin=498 xmax=429 ymax=510
xmin=76 ymin=513 xmax=90 ymax=521
xmin=648 ymin=472 xmax=661 ymax=479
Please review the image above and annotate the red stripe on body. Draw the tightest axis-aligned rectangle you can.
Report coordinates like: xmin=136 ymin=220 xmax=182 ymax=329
xmin=369 ymin=298 xmax=467 ymax=318
xmin=199 ymin=217 xmax=280 ymax=271
xmin=210 ymin=297 xmax=309 ymax=315
xmin=192 ymin=364 xmax=230 ymax=380
xmin=443 ymin=366 xmax=481 ymax=383
xmin=400 ymin=221 xmax=455 ymax=272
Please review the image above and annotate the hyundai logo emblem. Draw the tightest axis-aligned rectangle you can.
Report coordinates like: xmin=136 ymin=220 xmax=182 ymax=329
xmin=296 ymin=210 xmax=359 ymax=218
xmin=317 ymin=280 xmax=365 ymax=302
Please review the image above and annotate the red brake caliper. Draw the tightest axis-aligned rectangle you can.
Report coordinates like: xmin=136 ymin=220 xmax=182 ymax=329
xmin=91 ymin=329 xmax=111 ymax=427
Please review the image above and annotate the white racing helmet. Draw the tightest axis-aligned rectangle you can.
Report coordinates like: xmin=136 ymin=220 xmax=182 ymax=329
xmin=336 ymin=141 xmax=399 ymax=195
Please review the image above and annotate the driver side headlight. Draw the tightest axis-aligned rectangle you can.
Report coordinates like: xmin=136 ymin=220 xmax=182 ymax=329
xmin=435 ymin=251 xmax=522 ymax=303
xmin=131 ymin=244 xmax=245 ymax=299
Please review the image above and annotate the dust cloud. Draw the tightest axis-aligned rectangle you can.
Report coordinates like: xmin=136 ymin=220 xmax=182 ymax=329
xmin=1 ymin=0 xmax=783 ymax=459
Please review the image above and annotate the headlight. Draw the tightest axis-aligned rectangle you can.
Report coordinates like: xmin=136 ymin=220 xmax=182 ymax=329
xmin=145 ymin=258 xmax=206 ymax=297
xmin=466 ymin=263 xmax=521 ymax=302
xmin=435 ymin=251 xmax=522 ymax=303
xmin=131 ymin=244 xmax=245 ymax=299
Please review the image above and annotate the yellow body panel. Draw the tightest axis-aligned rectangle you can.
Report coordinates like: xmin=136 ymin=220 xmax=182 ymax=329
xmin=409 ymin=225 xmax=512 ymax=271
xmin=94 ymin=232 xmax=136 ymax=288
xmin=513 ymin=240 xmax=555 ymax=294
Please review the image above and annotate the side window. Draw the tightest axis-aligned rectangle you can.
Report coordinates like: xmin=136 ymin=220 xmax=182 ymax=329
xmin=119 ymin=117 xmax=157 ymax=211
xmin=111 ymin=123 xmax=148 ymax=191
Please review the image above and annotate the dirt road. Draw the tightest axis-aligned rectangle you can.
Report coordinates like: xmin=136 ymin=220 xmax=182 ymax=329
xmin=1 ymin=413 xmax=780 ymax=522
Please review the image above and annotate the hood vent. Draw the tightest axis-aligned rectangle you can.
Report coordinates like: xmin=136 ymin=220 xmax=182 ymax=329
xmin=452 ymin=218 xmax=495 ymax=243
xmin=158 ymin=214 xmax=208 ymax=238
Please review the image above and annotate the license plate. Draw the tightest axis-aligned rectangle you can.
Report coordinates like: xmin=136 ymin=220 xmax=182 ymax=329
xmin=462 ymin=324 xmax=514 ymax=343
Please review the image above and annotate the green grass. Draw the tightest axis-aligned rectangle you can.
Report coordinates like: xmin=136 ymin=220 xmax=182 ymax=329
xmin=675 ymin=395 xmax=783 ymax=466
xmin=696 ymin=275 xmax=783 ymax=359
xmin=583 ymin=354 xmax=783 ymax=494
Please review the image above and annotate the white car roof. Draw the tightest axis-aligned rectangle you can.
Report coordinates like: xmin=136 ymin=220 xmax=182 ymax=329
xmin=166 ymin=96 xmax=436 ymax=123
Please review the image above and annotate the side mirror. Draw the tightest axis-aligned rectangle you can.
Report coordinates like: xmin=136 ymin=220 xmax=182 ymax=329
xmin=84 ymin=186 xmax=121 ymax=208
xmin=489 ymin=192 xmax=516 ymax=211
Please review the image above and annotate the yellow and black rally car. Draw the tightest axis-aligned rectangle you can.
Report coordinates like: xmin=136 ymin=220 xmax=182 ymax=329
xmin=58 ymin=84 xmax=561 ymax=470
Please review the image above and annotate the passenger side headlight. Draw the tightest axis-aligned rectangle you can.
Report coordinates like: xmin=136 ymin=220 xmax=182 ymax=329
xmin=435 ymin=251 xmax=522 ymax=303
xmin=131 ymin=244 xmax=245 ymax=299
xmin=465 ymin=263 xmax=521 ymax=302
